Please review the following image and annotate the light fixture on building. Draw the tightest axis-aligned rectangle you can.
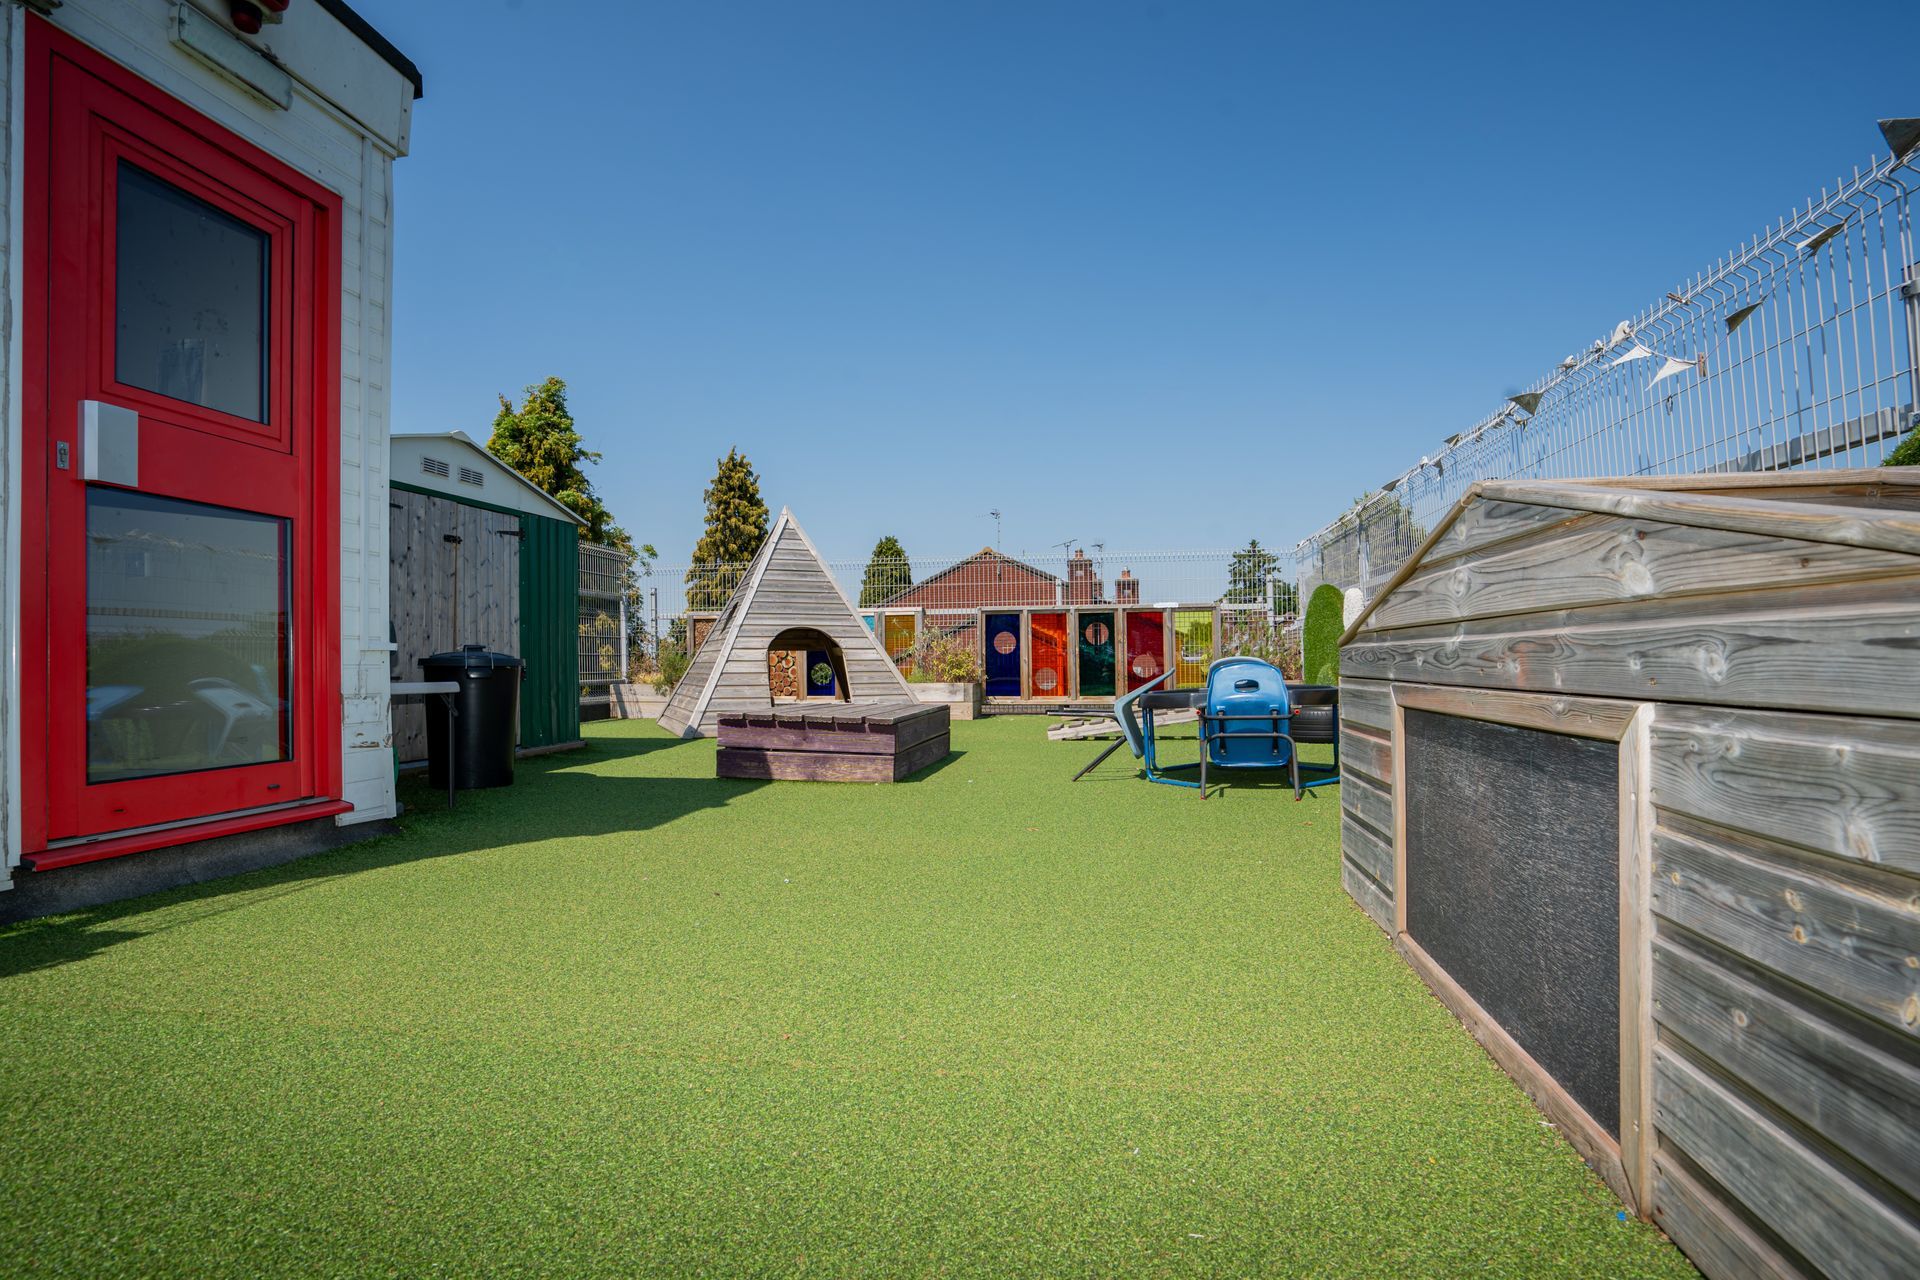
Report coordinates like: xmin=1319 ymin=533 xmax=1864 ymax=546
xmin=228 ymin=0 xmax=288 ymax=36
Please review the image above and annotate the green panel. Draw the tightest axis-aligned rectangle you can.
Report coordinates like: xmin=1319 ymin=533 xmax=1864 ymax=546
xmin=516 ymin=514 xmax=581 ymax=748
xmin=1076 ymin=611 xmax=1115 ymax=697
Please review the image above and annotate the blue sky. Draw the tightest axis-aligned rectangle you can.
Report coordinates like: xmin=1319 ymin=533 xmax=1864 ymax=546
xmin=373 ymin=0 xmax=1916 ymax=567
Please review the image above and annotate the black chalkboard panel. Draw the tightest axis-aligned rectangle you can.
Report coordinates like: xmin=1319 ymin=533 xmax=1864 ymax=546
xmin=1403 ymin=708 xmax=1621 ymax=1139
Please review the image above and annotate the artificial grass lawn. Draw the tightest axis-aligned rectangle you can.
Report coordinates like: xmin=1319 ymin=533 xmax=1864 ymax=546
xmin=0 ymin=719 xmax=1696 ymax=1278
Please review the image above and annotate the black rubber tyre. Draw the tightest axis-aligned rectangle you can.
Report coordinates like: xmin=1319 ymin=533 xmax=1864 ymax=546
xmin=1290 ymin=704 xmax=1339 ymax=744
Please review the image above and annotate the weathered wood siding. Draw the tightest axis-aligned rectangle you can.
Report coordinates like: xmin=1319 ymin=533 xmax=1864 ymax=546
xmin=703 ymin=527 xmax=909 ymax=719
xmin=387 ymin=488 xmax=519 ymax=761
xmin=1338 ymin=676 xmax=1394 ymax=931
xmin=1646 ymin=704 xmax=1920 ymax=1279
xmin=1339 ymin=475 xmax=1920 ymax=1280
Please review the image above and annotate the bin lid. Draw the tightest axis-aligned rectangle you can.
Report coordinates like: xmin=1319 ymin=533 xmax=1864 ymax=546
xmin=422 ymin=643 xmax=523 ymax=672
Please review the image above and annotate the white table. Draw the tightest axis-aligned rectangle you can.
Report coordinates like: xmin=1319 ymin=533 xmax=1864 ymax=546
xmin=390 ymin=680 xmax=462 ymax=809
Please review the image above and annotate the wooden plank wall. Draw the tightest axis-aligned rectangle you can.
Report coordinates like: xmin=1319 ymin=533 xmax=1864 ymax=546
xmin=657 ymin=600 xmax=736 ymax=734
xmin=387 ymin=489 xmax=521 ymax=761
xmin=1341 ymin=505 xmax=1920 ymax=718
xmin=1646 ymin=703 xmax=1920 ymax=1279
xmin=1338 ymin=676 xmax=1395 ymax=932
xmin=1338 ymin=488 xmax=1920 ymax=1280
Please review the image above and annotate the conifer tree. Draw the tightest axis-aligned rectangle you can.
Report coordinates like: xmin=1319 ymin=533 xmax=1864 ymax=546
xmin=1222 ymin=538 xmax=1295 ymax=615
xmin=859 ymin=535 xmax=913 ymax=606
xmin=685 ymin=449 xmax=770 ymax=609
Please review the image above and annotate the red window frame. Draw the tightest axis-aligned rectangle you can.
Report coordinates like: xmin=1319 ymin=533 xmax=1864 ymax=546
xmin=20 ymin=19 xmax=344 ymax=859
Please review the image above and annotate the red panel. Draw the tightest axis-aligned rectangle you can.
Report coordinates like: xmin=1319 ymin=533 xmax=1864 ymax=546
xmin=23 ymin=19 xmax=343 ymax=853
xmin=1125 ymin=611 xmax=1168 ymax=691
xmin=1028 ymin=612 xmax=1068 ymax=698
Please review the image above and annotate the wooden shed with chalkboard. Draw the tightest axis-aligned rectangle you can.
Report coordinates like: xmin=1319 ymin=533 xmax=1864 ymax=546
xmin=1335 ymin=467 xmax=1920 ymax=1280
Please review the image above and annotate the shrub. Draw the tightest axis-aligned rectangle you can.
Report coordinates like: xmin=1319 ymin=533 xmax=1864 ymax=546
xmin=1302 ymin=583 xmax=1344 ymax=686
xmin=652 ymin=641 xmax=690 ymax=695
xmin=1884 ymin=425 xmax=1920 ymax=467
xmin=1219 ymin=616 xmax=1302 ymax=680
xmin=905 ymin=631 xmax=983 ymax=684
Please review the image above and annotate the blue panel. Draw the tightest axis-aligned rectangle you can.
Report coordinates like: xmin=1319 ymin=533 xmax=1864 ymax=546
xmin=805 ymin=649 xmax=837 ymax=696
xmin=983 ymin=612 xmax=1021 ymax=697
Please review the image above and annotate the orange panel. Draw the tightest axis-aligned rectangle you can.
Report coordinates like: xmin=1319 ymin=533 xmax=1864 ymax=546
xmin=1029 ymin=612 xmax=1068 ymax=698
xmin=883 ymin=613 xmax=916 ymax=674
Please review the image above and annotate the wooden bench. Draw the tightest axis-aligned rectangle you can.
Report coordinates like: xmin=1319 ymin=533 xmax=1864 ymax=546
xmin=715 ymin=702 xmax=951 ymax=782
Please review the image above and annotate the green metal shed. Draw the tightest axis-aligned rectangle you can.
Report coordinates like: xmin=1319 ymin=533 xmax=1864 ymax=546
xmin=388 ymin=432 xmax=586 ymax=760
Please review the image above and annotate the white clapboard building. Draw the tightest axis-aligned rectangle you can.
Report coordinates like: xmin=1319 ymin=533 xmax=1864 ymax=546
xmin=0 ymin=0 xmax=421 ymax=915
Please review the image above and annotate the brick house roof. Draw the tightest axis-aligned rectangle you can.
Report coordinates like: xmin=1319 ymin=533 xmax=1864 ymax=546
xmin=881 ymin=548 xmax=1060 ymax=609
xmin=881 ymin=547 xmax=1111 ymax=610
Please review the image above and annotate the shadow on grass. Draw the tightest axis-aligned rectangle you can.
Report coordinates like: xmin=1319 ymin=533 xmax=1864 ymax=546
xmin=897 ymin=748 xmax=967 ymax=781
xmin=0 ymin=731 xmax=754 ymax=979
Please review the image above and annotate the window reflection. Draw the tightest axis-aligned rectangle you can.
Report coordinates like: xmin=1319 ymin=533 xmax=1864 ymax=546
xmin=115 ymin=162 xmax=270 ymax=423
xmin=86 ymin=489 xmax=291 ymax=782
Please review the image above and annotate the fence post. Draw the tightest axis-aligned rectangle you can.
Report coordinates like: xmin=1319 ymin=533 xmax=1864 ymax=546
xmin=1905 ymin=260 xmax=1920 ymax=415
xmin=618 ymin=572 xmax=629 ymax=683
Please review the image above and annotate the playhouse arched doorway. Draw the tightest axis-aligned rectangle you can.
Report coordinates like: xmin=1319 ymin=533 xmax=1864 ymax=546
xmin=767 ymin=628 xmax=851 ymax=703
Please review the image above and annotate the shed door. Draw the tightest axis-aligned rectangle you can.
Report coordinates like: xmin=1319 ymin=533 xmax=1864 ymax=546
xmin=388 ymin=490 xmax=521 ymax=762
xmin=29 ymin=25 xmax=341 ymax=845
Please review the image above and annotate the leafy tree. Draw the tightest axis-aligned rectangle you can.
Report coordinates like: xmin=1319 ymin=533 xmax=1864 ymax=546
xmin=685 ymin=448 xmax=770 ymax=610
xmin=1302 ymin=583 xmax=1344 ymax=686
xmin=1221 ymin=538 xmax=1296 ymax=615
xmin=487 ymin=376 xmax=629 ymax=551
xmin=859 ymin=535 xmax=913 ymax=606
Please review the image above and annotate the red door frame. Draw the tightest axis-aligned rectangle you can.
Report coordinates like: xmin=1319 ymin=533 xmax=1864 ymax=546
xmin=21 ymin=19 xmax=343 ymax=858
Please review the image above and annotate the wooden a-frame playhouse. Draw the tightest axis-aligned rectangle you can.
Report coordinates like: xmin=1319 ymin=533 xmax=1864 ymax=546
xmin=658 ymin=509 xmax=916 ymax=737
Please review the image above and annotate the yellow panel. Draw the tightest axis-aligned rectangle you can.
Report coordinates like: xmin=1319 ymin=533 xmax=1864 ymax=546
xmin=1173 ymin=610 xmax=1213 ymax=687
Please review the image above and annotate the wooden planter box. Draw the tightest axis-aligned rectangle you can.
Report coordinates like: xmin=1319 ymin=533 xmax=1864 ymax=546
xmin=608 ymin=684 xmax=668 ymax=719
xmin=716 ymin=702 xmax=951 ymax=782
xmin=909 ymin=682 xmax=983 ymax=720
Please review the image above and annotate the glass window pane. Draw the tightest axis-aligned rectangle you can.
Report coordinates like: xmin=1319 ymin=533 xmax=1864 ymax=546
xmin=87 ymin=488 xmax=291 ymax=783
xmin=115 ymin=162 xmax=269 ymax=423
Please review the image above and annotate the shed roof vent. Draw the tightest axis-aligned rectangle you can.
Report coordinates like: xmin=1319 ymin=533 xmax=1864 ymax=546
xmin=420 ymin=456 xmax=450 ymax=478
xmin=458 ymin=465 xmax=485 ymax=487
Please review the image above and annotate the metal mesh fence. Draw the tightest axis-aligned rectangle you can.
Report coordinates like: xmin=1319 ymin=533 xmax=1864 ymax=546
xmin=635 ymin=546 xmax=1299 ymax=672
xmin=578 ymin=542 xmax=630 ymax=694
xmin=1295 ymin=143 xmax=1920 ymax=600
